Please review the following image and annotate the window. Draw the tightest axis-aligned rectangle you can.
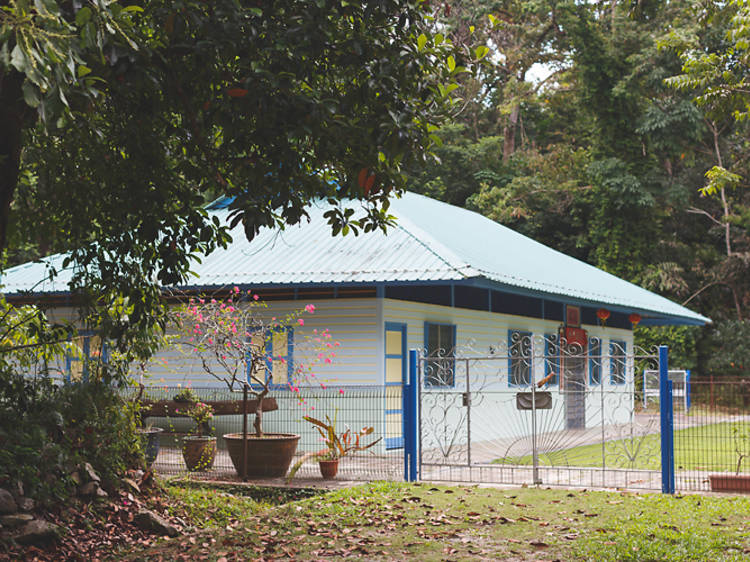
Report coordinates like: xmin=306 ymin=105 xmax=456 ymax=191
xmin=508 ymin=330 xmax=532 ymax=387
xmin=610 ymin=340 xmax=626 ymax=385
xmin=247 ymin=328 xmax=293 ymax=388
xmin=544 ymin=333 xmax=559 ymax=386
xmin=589 ymin=337 xmax=602 ymax=385
xmin=424 ymin=323 xmax=455 ymax=387
xmin=66 ymin=333 xmax=107 ymax=383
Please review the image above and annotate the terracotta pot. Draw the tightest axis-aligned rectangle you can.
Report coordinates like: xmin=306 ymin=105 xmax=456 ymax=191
xmin=223 ymin=433 xmax=300 ymax=478
xmin=709 ymin=474 xmax=750 ymax=493
xmin=137 ymin=427 xmax=163 ymax=467
xmin=182 ymin=436 xmax=217 ymax=472
xmin=318 ymin=459 xmax=339 ymax=480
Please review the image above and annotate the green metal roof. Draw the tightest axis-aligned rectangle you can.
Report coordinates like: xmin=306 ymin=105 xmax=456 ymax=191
xmin=0 ymin=192 xmax=709 ymax=326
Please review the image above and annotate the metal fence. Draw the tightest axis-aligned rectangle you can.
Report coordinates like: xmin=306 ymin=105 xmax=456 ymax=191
xmin=672 ymin=377 xmax=750 ymax=493
xmin=135 ymin=363 xmax=750 ymax=494
xmin=137 ymin=385 xmax=403 ymax=482
xmin=417 ymin=337 xmax=668 ymax=490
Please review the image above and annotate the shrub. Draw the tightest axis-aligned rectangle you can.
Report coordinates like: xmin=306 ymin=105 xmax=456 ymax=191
xmin=0 ymin=373 xmax=142 ymax=505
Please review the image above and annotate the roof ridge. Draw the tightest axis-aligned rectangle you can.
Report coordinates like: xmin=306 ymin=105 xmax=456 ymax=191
xmin=392 ymin=212 xmax=478 ymax=280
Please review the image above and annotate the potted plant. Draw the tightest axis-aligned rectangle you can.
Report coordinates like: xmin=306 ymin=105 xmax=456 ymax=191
xmin=287 ymin=414 xmax=382 ymax=481
xmin=710 ymin=423 xmax=750 ymax=492
xmin=181 ymin=400 xmax=217 ymax=471
xmin=133 ymin=384 xmax=163 ymax=467
xmin=172 ymin=288 xmax=337 ymax=478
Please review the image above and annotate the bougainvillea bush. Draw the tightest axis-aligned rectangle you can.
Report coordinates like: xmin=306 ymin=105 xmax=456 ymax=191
xmin=171 ymin=288 xmax=339 ymax=436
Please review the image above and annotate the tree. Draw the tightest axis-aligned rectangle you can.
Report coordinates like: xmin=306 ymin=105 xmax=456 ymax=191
xmin=1 ymin=1 xmax=465 ymax=369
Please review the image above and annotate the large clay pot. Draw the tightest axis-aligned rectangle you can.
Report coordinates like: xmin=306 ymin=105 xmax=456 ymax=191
xmin=709 ymin=474 xmax=750 ymax=493
xmin=182 ymin=436 xmax=217 ymax=472
xmin=137 ymin=427 xmax=163 ymax=467
xmin=318 ymin=459 xmax=339 ymax=480
xmin=223 ymin=433 xmax=300 ymax=478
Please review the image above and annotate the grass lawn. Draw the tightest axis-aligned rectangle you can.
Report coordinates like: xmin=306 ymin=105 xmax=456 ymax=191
xmin=117 ymin=480 xmax=750 ymax=561
xmin=494 ymin=421 xmax=750 ymax=472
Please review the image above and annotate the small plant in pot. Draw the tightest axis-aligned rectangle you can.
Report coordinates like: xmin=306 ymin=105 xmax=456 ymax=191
xmin=181 ymin=401 xmax=216 ymax=472
xmin=172 ymin=288 xmax=338 ymax=478
xmin=133 ymin=384 xmax=163 ymax=467
xmin=710 ymin=422 xmax=750 ymax=492
xmin=287 ymin=414 xmax=382 ymax=481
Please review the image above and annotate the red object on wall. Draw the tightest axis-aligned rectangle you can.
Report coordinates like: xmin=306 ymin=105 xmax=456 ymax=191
xmin=629 ymin=313 xmax=641 ymax=327
xmin=563 ymin=326 xmax=587 ymax=348
xmin=596 ymin=308 xmax=610 ymax=324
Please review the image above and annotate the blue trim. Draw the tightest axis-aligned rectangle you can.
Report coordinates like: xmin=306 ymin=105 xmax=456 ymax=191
xmin=589 ymin=337 xmax=601 ymax=385
xmin=404 ymin=349 xmax=419 ymax=482
xmin=544 ymin=334 xmax=559 ymax=386
xmin=384 ymin=322 xmax=407 ymax=450
xmin=507 ymin=330 xmax=532 ymax=387
xmin=423 ymin=322 xmax=456 ymax=388
xmin=15 ymin=276 xmax=708 ymax=326
xmin=609 ymin=340 xmax=626 ymax=385
xmin=246 ymin=327 xmax=294 ymax=389
xmin=659 ymin=346 xmax=675 ymax=494
xmin=66 ymin=330 xmax=105 ymax=383
xmin=686 ymin=369 xmax=691 ymax=411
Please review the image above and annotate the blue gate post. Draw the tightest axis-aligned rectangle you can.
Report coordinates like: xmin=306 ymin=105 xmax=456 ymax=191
xmin=659 ymin=345 xmax=675 ymax=494
xmin=686 ymin=369 xmax=691 ymax=412
xmin=403 ymin=349 xmax=419 ymax=482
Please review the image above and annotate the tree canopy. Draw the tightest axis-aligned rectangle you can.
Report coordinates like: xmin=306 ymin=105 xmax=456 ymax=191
xmin=1 ymin=0 xmax=466 ymax=367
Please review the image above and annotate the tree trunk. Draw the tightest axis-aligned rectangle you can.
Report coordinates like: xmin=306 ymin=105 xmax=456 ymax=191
xmin=502 ymin=104 xmax=520 ymax=163
xmin=0 ymin=70 xmax=26 ymax=260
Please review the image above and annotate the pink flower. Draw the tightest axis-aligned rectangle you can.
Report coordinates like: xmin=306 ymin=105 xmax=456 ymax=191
xmin=325 ymin=358 xmax=332 ymax=364
xmin=233 ymin=286 xmax=240 ymax=293
xmin=253 ymin=294 xmax=259 ymax=301
xmin=298 ymin=318 xmax=304 ymax=326
xmin=305 ymin=304 xmax=316 ymax=313
xmin=339 ymin=389 xmax=345 ymax=395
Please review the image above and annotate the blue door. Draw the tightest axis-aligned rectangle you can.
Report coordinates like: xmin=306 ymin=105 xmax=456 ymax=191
xmin=384 ymin=323 xmax=406 ymax=449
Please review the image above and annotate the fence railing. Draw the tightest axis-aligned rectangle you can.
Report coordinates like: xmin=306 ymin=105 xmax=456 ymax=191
xmin=132 ymin=385 xmax=403 ymax=482
xmin=672 ymin=377 xmax=750 ymax=492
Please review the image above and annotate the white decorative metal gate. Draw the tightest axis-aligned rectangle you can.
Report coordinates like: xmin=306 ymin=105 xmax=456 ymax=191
xmin=418 ymin=335 xmax=666 ymax=490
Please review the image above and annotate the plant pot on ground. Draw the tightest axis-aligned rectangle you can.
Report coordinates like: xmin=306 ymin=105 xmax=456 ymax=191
xmin=286 ymin=414 xmax=381 ymax=482
xmin=182 ymin=435 xmax=217 ymax=471
xmin=709 ymin=473 xmax=750 ymax=493
xmin=137 ymin=426 xmax=163 ymax=467
xmin=223 ymin=433 xmax=300 ymax=478
xmin=181 ymin=401 xmax=217 ymax=472
xmin=710 ymin=422 xmax=750 ymax=493
xmin=318 ymin=458 xmax=339 ymax=479
xmin=170 ymin=292 xmax=337 ymax=479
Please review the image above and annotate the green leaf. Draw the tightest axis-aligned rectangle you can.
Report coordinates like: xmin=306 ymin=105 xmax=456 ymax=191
xmin=417 ymin=33 xmax=427 ymax=51
xmin=447 ymin=56 xmax=456 ymax=72
xmin=488 ymin=14 xmax=497 ymax=26
xmin=77 ymin=65 xmax=92 ymax=77
xmin=75 ymin=6 xmax=92 ymax=26
xmin=10 ymin=44 xmax=26 ymax=73
xmin=475 ymin=45 xmax=489 ymax=60
xmin=249 ymin=7 xmax=263 ymax=16
xmin=22 ymin=81 xmax=40 ymax=108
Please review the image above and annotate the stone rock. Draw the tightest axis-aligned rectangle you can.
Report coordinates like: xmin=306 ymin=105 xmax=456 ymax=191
xmin=80 ymin=462 xmax=101 ymax=483
xmin=10 ymin=480 xmax=23 ymax=500
xmin=17 ymin=498 xmax=34 ymax=512
xmin=133 ymin=509 xmax=179 ymax=537
xmin=0 ymin=489 xmax=17 ymax=515
xmin=14 ymin=519 xmax=60 ymax=545
xmin=0 ymin=513 xmax=33 ymax=528
xmin=70 ymin=470 xmax=82 ymax=486
xmin=79 ymin=481 xmax=108 ymax=499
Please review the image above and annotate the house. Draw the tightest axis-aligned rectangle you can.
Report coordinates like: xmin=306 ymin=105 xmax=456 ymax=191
xmin=1 ymin=192 xmax=709 ymax=453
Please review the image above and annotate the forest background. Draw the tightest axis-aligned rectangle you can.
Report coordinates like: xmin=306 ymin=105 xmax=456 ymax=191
xmin=6 ymin=0 xmax=750 ymax=380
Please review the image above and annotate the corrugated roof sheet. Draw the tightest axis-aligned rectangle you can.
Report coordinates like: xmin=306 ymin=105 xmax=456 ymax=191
xmin=0 ymin=192 xmax=709 ymax=325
